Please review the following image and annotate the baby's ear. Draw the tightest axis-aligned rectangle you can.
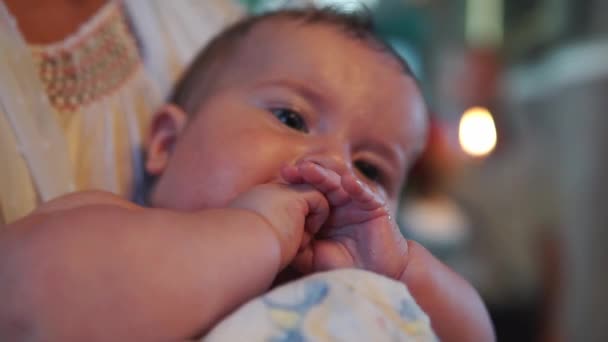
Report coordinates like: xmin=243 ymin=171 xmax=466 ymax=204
xmin=145 ymin=104 xmax=188 ymax=175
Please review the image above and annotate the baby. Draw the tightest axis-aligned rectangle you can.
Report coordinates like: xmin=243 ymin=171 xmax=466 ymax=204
xmin=0 ymin=8 xmax=493 ymax=342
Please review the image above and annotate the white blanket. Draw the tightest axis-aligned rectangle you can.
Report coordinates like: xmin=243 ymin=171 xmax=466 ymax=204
xmin=204 ymin=269 xmax=437 ymax=342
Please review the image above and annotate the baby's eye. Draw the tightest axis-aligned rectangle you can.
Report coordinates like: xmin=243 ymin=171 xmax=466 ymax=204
xmin=270 ymin=108 xmax=309 ymax=133
xmin=354 ymin=160 xmax=383 ymax=184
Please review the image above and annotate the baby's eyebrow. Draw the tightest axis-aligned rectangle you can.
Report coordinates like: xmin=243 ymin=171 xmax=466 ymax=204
xmin=253 ymin=79 xmax=327 ymax=110
xmin=364 ymin=140 xmax=405 ymax=172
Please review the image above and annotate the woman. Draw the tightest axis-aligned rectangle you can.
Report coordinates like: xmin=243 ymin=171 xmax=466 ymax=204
xmin=0 ymin=0 xmax=243 ymax=224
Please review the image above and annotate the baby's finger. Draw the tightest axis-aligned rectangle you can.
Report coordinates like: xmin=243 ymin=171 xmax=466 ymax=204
xmin=296 ymin=185 xmax=330 ymax=237
xmin=341 ymin=174 xmax=384 ymax=211
xmin=298 ymin=162 xmax=350 ymax=206
xmin=281 ymin=164 xmax=304 ymax=184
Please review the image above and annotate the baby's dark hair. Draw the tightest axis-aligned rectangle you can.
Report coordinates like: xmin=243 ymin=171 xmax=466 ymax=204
xmin=169 ymin=7 xmax=415 ymax=115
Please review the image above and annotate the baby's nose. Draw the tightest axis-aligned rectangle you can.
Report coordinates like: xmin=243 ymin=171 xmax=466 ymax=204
xmin=296 ymin=153 xmax=350 ymax=176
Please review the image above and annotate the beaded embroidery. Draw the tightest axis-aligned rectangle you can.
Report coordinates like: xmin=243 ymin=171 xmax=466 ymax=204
xmin=31 ymin=3 xmax=140 ymax=112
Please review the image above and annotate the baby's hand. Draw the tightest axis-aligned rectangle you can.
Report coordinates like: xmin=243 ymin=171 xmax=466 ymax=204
xmin=282 ymin=161 xmax=495 ymax=342
xmin=228 ymin=182 xmax=329 ymax=270
xmin=281 ymin=161 xmax=408 ymax=279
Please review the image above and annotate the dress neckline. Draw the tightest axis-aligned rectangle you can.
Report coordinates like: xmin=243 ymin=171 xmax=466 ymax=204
xmin=29 ymin=0 xmax=141 ymax=112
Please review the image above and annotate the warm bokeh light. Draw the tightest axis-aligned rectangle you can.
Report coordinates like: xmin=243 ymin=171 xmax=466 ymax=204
xmin=313 ymin=0 xmax=379 ymax=11
xmin=459 ymin=107 xmax=497 ymax=157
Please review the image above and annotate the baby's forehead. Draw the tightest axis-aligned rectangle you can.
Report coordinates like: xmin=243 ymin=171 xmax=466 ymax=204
xmin=234 ymin=23 xmax=420 ymax=122
xmin=221 ymin=20 xmax=412 ymax=95
xmin=245 ymin=19 xmax=406 ymax=69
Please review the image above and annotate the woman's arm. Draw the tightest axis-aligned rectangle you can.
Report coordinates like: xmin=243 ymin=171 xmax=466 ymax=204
xmin=0 ymin=193 xmax=282 ymax=341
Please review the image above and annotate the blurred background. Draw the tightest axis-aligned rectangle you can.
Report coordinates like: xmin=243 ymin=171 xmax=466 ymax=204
xmin=239 ymin=1 xmax=606 ymax=341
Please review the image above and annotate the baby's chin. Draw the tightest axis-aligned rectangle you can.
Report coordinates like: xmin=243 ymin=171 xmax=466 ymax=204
xmin=270 ymin=266 xmax=305 ymax=289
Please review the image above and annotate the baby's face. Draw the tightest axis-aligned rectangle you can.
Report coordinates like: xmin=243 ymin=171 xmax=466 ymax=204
xmin=147 ymin=21 xmax=426 ymax=214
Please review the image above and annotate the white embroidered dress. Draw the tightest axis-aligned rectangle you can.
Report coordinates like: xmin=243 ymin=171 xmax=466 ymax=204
xmin=0 ymin=0 xmax=243 ymax=223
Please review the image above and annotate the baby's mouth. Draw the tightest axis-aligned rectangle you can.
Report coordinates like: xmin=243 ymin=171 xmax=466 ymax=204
xmin=270 ymin=266 xmax=303 ymax=289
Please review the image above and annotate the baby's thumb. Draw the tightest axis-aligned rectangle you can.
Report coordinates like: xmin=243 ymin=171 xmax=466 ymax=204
xmin=301 ymin=188 xmax=330 ymax=237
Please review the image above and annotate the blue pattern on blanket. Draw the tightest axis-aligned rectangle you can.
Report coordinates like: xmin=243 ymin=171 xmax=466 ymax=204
xmin=264 ymin=280 xmax=329 ymax=342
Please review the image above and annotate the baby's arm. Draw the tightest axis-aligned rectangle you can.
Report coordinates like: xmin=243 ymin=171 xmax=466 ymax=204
xmin=0 ymin=186 xmax=327 ymax=341
xmin=399 ymin=240 xmax=495 ymax=342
